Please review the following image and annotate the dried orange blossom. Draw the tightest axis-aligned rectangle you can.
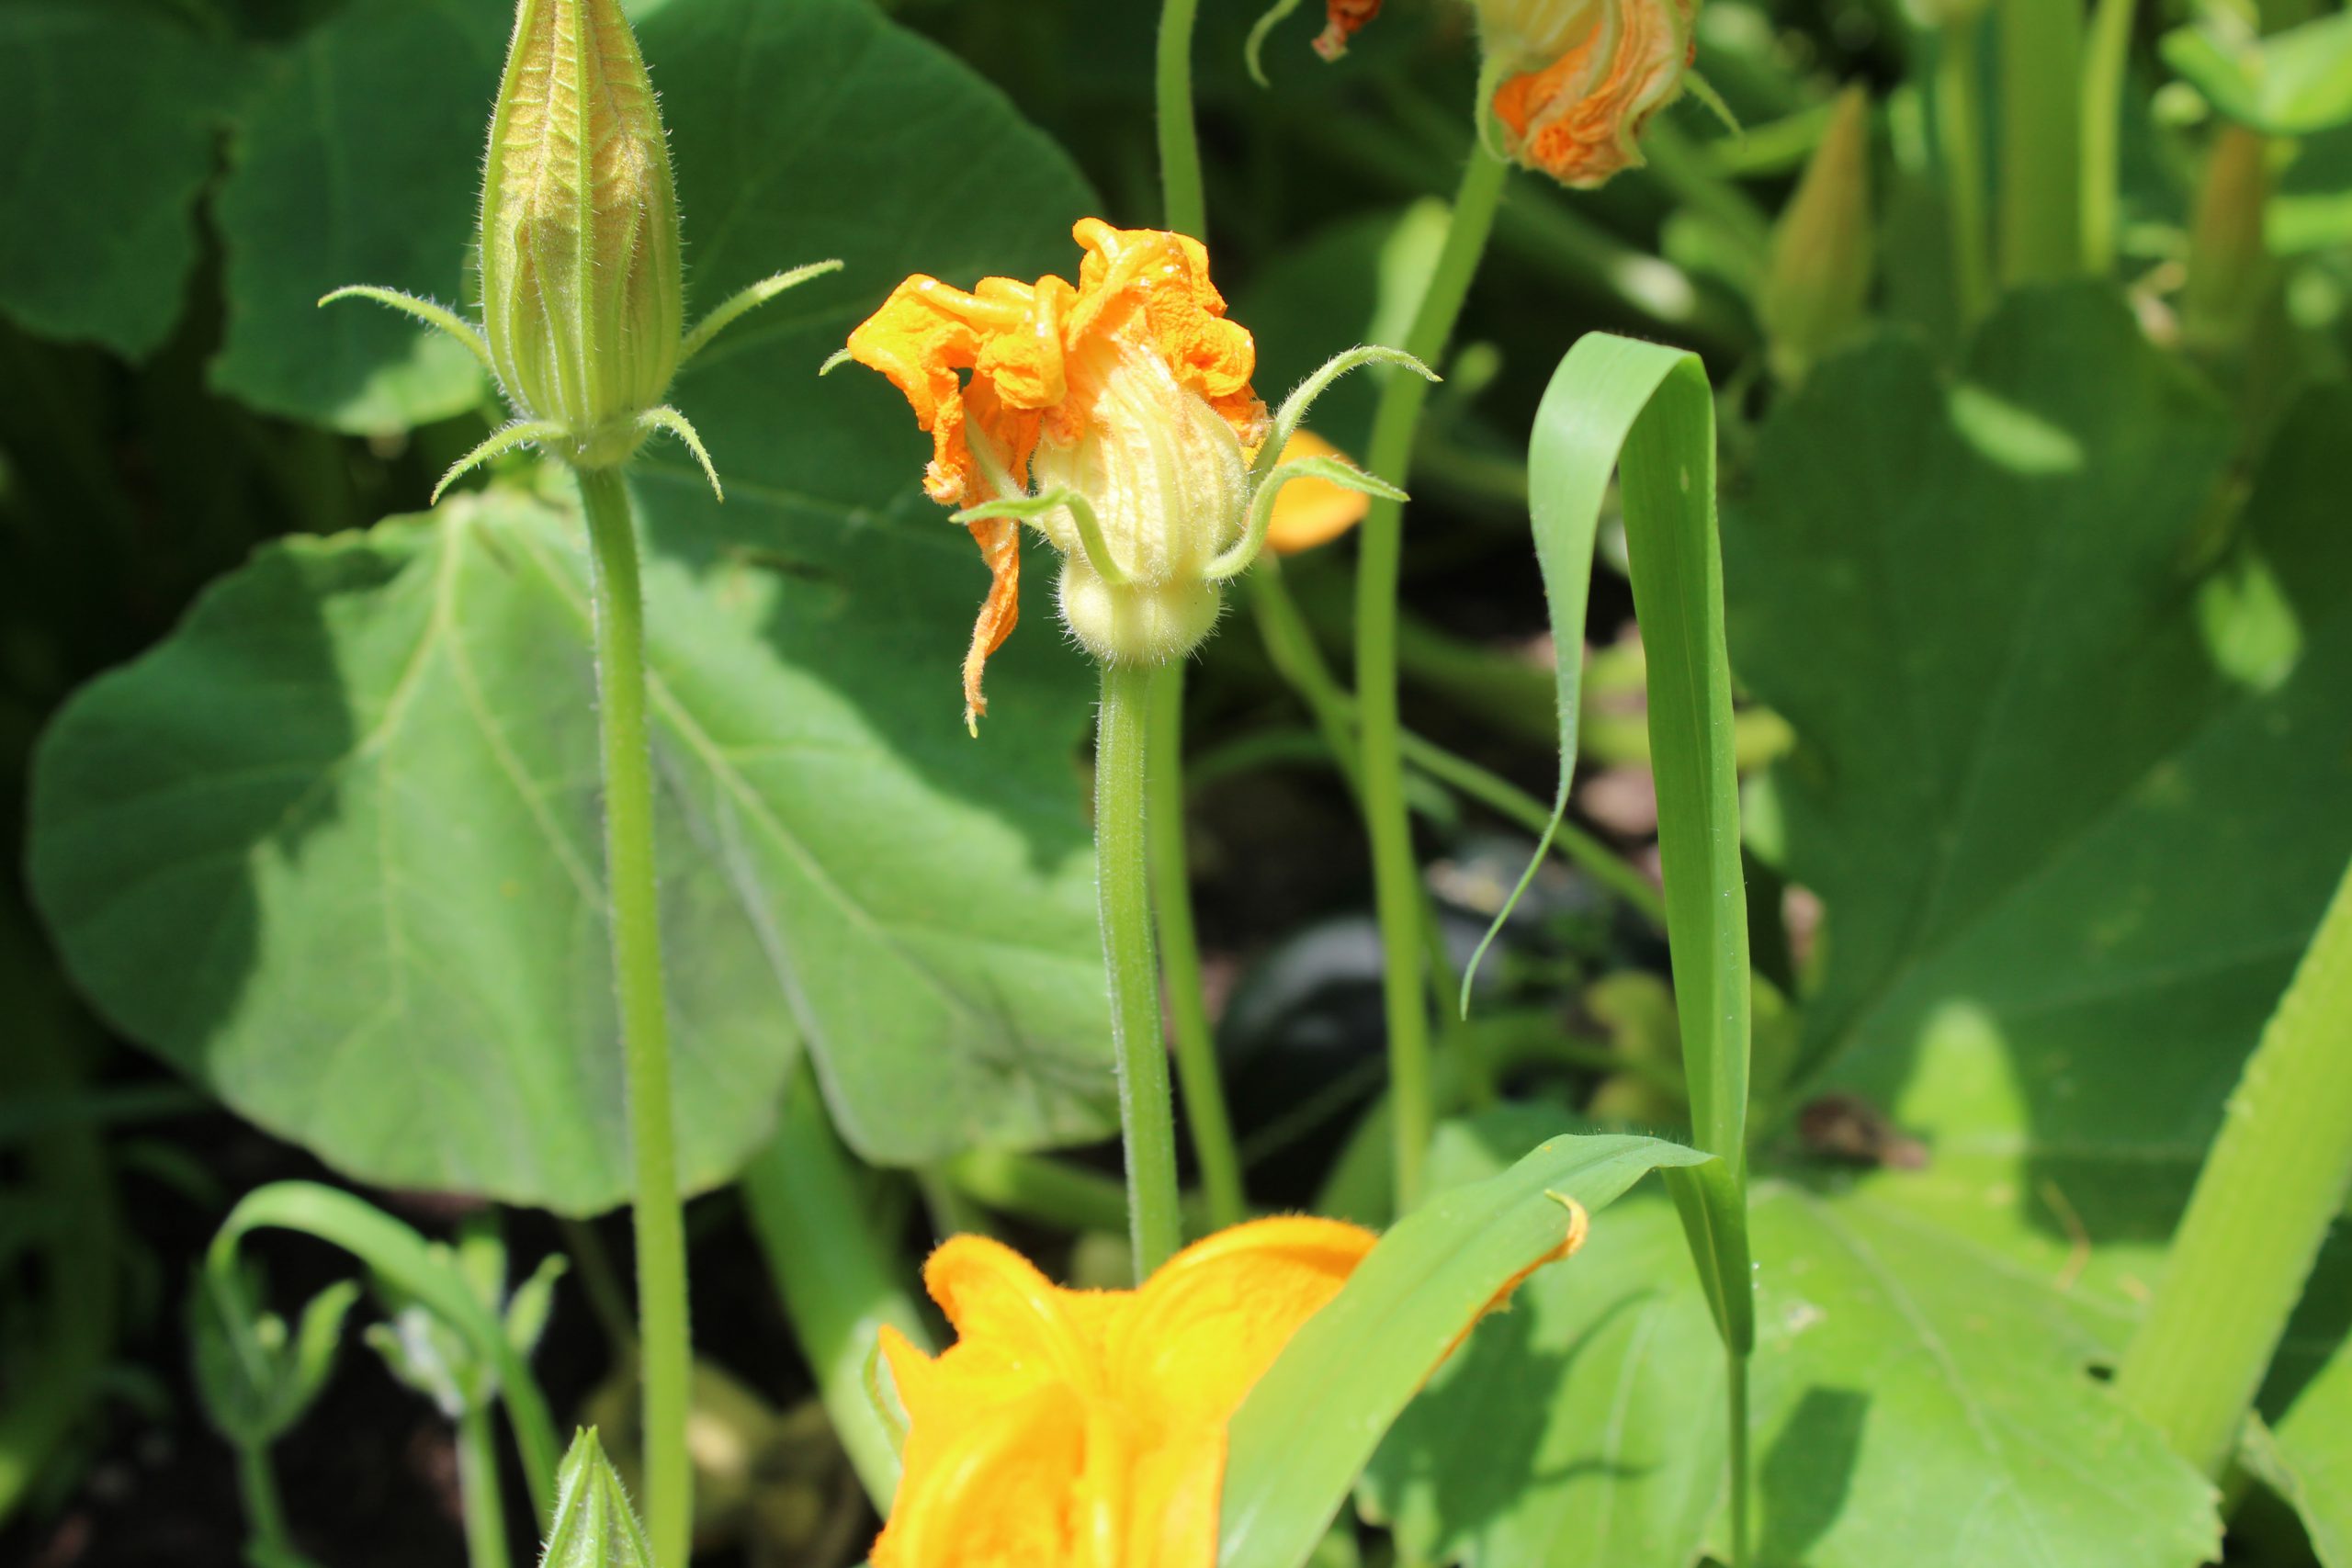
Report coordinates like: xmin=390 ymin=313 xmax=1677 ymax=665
xmin=835 ymin=220 xmax=1430 ymax=730
xmin=1262 ymin=0 xmax=1701 ymax=190
xmin=870 ymin=1208 xmax=1587 ymax=1568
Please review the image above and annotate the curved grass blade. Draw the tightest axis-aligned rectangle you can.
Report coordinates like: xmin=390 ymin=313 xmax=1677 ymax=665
xmin=208 ymin=1181 xmax=562 ymax=1523
xmin=1457 ymin=333 xmax=1758 ymax=1554
xmin=1218 ymin=1132 xmax=1709 ymax=1568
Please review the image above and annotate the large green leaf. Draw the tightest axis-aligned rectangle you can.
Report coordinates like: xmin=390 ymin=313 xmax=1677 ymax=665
xmin=208 ymin=0 xmax=511 ymax=431
xmin=0 ymin=1 xmax=245 ymax=357
xmin=33 ymin=0 xmax=1122 ymax=1211
xmin=1363 ymin=1111 xmax=2221 ymax=1568
xmin=1360 ymin=290 xmax=2348 ymax=1564
xmin=1728 ymin=290 xmax=2352 ymax=1299
xmin=30 ymin=481 xmax=1110 ymax=1211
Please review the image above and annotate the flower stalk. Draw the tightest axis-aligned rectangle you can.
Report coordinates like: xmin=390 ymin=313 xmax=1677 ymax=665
xmin=1099 ymin=662 xmax=1189 ymax=1278
xmin=2115 ymin=855 xmax=2352 ymax=1477
xmin=576 ymin=468 xmax=692 ymax=1567
xmin=1148 ymin=667 xmax=1250 ymax=1231
xmin=321 ymin=6 xmax=836 ymax=1554
xmin=1354 ymin=144 xmax=1511 ymax=1213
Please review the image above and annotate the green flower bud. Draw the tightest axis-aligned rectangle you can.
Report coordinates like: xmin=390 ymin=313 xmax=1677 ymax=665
xmin=1758 ymin=85 xmax=1877 ymax=386
xmin=2182 ymin=125 xmax=2273 ymax=354
xmin=480 ymin=0 xmax=683 ymax=468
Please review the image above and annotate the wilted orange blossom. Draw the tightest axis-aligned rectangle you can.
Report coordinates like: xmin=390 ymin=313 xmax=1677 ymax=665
xmin=1489 ymin=0 xmax=1699 ymax=188
xmin=1309 ymin=0 xmax=1700 ymax=189
xmin=870 ymin=1205 xmax=1589 ymax=1568
xmin=842 ymin=220 xmax=1269 ymax=728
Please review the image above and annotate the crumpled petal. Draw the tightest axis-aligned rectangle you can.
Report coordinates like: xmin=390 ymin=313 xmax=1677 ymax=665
xmin=841 ymin=220 xmax=1269 ymax=724
xmin=1491 ymin=0 xmax=1698 ymax=188
xmin=1316 ymin=0 xmax=1384 ymax=60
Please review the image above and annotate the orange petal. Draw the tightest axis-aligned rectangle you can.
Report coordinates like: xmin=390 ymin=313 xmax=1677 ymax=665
xmin=959 ymin=515 xmax=1021 ymax=735
xmin=1125 ymin=1421 xmax=1225 ymax=1568
xmin=920 ymin=1235 xmax=1102 ymax=1389
xmin=1315 ymin=0 xmax=1382 ymax=61
xmin=875 ymin=1381 xmax=1089 ymax=1568
xmin=1107 ymin=1215 xmax=1376 ymax=1432
xmin=1264 ymin=430 xmax=1374 ymax=555
xmin=1492 ymin=0 xmax=1698 ymax=189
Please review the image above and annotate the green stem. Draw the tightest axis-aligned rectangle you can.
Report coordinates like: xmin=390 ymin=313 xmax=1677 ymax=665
xmin=2114 ymin=857 xmax=2352 ymax=1477
xmin=575 ymin=468 xmax=692 ymax=1568
xmin=456 ymin=1404 xmax=513 ymax=1568
xmin=1727 ymin=1348 xmax=1751 ymax=1568
xmin=237 ymin=1441 xmax=294 ymax=1562
xmin=1099 ymin=661 xmax=1186 ymax=1278
xmin=1156 ymin=0 xmax=1207 ymax=239
xmin=1354 ymin=145 xmax=1511 ymax=1215
xmin=1996 ymin=0 xmax=2086 ymax=286
xmin=1147 ymin=666 xmax=1248 ymax=1230
xmin=2081 ymin=0 xmax=2138 ymax=275
xmin=741 ymin=1067 xmax=933 ymax=1509
xmin=1936 ymin=17 xmax=1993 ymax=326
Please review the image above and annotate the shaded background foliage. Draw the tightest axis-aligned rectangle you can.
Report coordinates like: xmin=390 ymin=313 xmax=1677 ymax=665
xmin=3 ymin=0 xmax=2350 ymax=1563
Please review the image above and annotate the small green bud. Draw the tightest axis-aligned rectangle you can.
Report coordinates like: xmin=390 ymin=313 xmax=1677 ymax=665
xmin=2182 ymin=124 xmax=2273 ymax=354
xmin=542 ymin=1428 xmax=657 ymax=1568
xmin=480 ymin=0 xmax=684 ymax=468
xmin=1758 ymin=85 xmax=1877 ymax=386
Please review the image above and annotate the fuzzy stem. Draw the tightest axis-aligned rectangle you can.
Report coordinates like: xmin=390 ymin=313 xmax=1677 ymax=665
xmin=1147 ymin=667 xmax=1249 ymax=1231
xmin=456 ymin=1403 xmax=514 ymax=1568
xmin=575 ymin=468 xmax=692 ymax=1567
xmin=1354 ymin=146 xmax=1511 ymax=1213
xmin=1099 ymin=661 xmax=1186 ymax=1278
xmin=2114 ymin=858 xmax=2352 ymax=1477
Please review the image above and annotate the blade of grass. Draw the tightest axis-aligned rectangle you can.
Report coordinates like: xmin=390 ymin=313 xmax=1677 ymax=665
xmin=1218 ymin=1133 xmax=1710 ymax=1568
xmin=1473 ymin=333 xmax=1758 ymax=1560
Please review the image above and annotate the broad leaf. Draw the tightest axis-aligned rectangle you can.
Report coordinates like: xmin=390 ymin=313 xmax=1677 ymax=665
xmin=2163 ymin=12 xmax=2352 ymax=138
xmin=1727 ymin=291 xmax=2352 ymax=1301
xmin=30 ymin=0 xmax=1116 ymax=1207
xmin=208 ymin=0 xmax=511 ymax=431
xmin=0 ymin=1 xmax=245 ymax=357
xmin=1363 ymin=1112 xmax=2221 ymax=1568
xmin=30 ymin=483 xmax=1110 ymax=1211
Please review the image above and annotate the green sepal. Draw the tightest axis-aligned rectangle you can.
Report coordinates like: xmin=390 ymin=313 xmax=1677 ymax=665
xmin=539 ymin=1428 xmax=657 ymax=1568
xmin=189 ymin=1266 xmax=361 ymax=1449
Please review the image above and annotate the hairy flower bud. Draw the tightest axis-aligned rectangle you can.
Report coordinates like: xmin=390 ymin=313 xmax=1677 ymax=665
xmin=1758 ymin=85 xmax=1876 ymax=384
xmin=480 ymin=0 xmax=684 ymax=467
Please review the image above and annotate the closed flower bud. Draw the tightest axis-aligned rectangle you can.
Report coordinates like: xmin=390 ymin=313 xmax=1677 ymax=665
xmin=1759 ymin=85 xmax=1876 ymax=384
xmin=2182 ymin=125 xmax=2273 ymax=354
xmin=480 ymin=0 xmax=684 ymax=467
